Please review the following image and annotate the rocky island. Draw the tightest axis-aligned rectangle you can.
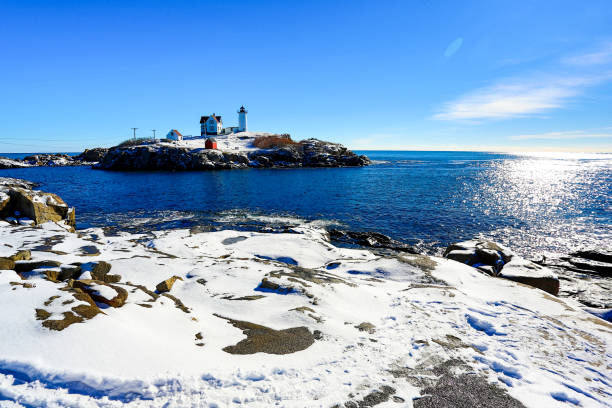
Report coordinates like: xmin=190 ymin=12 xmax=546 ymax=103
xmin=0 ymin=135 xmax=370 ymax=171
xmin=96 ymin=134 xmax=370 ymax=171
xmin=0 ymin=148 xmax=109 ymax=169
xmin=0 ymin=177 xmax=610 ymax=407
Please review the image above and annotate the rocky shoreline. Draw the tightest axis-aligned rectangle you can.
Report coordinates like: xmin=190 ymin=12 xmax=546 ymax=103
xmin=0 ymin=177 xmax=610 ymax=407
xmin=0 ymin=139 xmax=370 ymax=171
xmin=0 ymin=148 xmax=109 ymax=169
xmin=0 ymin=154 xmax=85 ymax=169
xmin=96 ymin=138 xmax=370 ymax=170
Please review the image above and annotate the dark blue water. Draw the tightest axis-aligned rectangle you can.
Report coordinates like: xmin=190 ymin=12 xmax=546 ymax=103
xmin=1 ymin=151 xmax=611 ymax=256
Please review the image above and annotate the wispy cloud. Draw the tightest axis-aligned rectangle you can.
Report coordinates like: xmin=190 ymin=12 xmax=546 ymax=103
xmin=433 ymin=43 xmax=612 ymax=121
xmin=444 ymin=38 xmax=463 ymax=58
xmin=433 ymin=75 xmax=607 ymax=121
xmin=563 ymin=43 xmax=612 ymax=66
xmin=509 ymin=130 xmax=612 ymax=141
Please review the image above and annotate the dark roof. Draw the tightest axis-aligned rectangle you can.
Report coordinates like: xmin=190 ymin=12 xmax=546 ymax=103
xmin=239 ymin=105 xmax=247 ymax=113
xmin=206 ymin=138 xmax=217 ymax=142
xmin=200 ymin=115 xmax=222 ymax=124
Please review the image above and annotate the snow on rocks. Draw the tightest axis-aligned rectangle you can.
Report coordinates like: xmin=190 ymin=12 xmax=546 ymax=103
xmin=96 ymin=134 xmax=370 ymax=171
xmin=0 ymin=152 xmax=104 ymax=169
xmin=0 ymin=157 xmax=32 ymax=169
xmin=0 ymin=219 xmax=610 ymax=407
xmin=444 ymin=239 xmax=560 ymax=295
xmin=76 ymin=280 xmax=127 ymax=308
xmin=0 ymin=177 xmax=75 ymax=227
xmin=179 ymin=131 xmax=268 ymax=152
xmin=499 ymin=256 xmax=560 ymax=295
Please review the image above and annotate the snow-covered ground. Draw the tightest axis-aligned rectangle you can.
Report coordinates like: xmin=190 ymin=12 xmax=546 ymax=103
xmin=0 ymin=220 xmax=610 ymax=407
xmin=160 ymin=132 xmax=277 ymax=153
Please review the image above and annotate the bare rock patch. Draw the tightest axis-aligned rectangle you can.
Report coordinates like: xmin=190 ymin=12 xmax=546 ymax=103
xmin=215 ymin=314 xmax=316 ymax=355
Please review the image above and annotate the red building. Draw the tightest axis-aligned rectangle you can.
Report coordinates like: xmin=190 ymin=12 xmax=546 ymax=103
xmin=205 ymin=138 xmax=217 ymax=149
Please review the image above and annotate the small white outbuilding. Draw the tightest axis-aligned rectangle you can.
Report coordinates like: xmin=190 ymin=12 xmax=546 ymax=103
xmin=166 ymin=129 xmax=183 ymax=141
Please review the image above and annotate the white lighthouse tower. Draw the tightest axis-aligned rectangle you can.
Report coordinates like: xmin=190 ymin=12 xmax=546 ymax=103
xmin=238 ymin=106 xmax=248 ymax=132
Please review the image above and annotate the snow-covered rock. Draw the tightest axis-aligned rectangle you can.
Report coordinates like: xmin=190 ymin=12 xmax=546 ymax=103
xmin=0 ymin=180 xmax=609 ymax=406
xmin=0 ymin=157 xmax=32 ymax=169
xmin=499 ymin=256 xmax=560 ymax=295
xmin=96 ymin=136 xmax=370 ymax=171
xmin=0 ymin=218 xmax=610 ymax=407
xmin=444 ymin=239 xmax=560 ymax=295
xmin=0 ymin=151 xmax=105 ymax=169
xmin=72 ymin=279 xmax=128 ymax=308
xmin=0 ymin=177 xmax=75 ymax=227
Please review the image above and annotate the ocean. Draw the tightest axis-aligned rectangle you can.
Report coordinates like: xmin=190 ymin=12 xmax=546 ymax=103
xmin=1 ymin=150 xmax=611 ymax=259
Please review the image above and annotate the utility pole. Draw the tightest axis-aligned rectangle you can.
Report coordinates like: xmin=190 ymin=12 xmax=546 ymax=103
xmin=131 ymin=128 xmax=138 ymax=140
xmin=152 ymin=129 xmax=156 ymax=141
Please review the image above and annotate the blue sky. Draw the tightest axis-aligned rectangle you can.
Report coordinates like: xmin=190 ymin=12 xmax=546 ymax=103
xmin=1 ymin=0 xmax=612 ymax=152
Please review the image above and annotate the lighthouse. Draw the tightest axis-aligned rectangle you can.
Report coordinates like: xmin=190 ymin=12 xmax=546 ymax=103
xmin=238 ymin=106 xmax=248 ymax=132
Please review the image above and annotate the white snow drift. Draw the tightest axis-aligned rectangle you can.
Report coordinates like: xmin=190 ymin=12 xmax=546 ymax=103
xmin=0 ymin=220 xmax=610 ymax=407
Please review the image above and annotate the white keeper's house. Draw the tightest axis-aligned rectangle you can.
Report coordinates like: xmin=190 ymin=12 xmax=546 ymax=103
xmin=200 ymin=106 xmax=248 ymax=136
xmin=200 ymin=114 xmax=223 ymax=136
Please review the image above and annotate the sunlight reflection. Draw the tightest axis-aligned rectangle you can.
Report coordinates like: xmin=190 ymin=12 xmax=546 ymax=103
xmin=466 ymin=153 xmax=612 ymax=256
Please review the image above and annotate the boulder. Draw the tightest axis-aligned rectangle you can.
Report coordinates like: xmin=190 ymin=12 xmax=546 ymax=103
xmin=72 ymin=279 xmax=128 ymax=308
xmin=567 ymin=258 xmax=612 ymax=277
xmin=329 ymin=229 xmax=416 ymax=252
xmin=0 ymin=257 xmax=15 ymax=270
xmin=9 ymin=250 xmax=31 ymax=261
xmin=444 ymin=239 xmax=559 ymax=295
xmin=5 ymin=187 xmax=75 ymax=226
xmin=58 ymin=264 xmax=82 ymax=281
xmin=156 ymin=275 xmax=183 ymax=293
xmin=444 ymin=240 xmax=513 ymax=271
xmin=444 ymin=240 xmax=513 ymax=262
xmin=2 ymin=179 xmax=75 ymax=225
xmin=355 ymin=322 xmax=376 ymax=334
xmin=79 ymin=261 xmax=120 ymax=282
xmin=73 ymin=148 xmax=108 ymax=163
xmin=257 ymin=278 xmax=297 ymax=294
xmin=445 ymin=250 xmax=476 ymax=264
xmin=570 ymin=249 xmax=612 ymax=264
xmin=90 ymin=261 xmax=111 ymax=278
xmin=498 ymin=258 xmax=559 ymax=295
xmin=41 ymin=268 xmax=62 ymax=281
xmin=475 ymin=248 xmax=503 ymax=267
